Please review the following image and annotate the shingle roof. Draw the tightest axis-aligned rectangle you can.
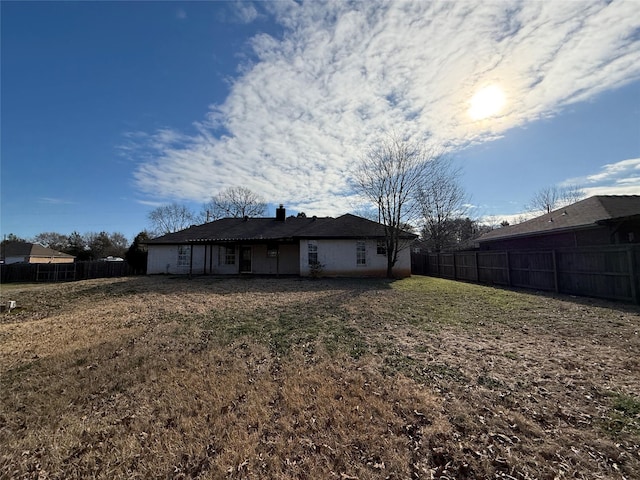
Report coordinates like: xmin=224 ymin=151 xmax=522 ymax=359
xmin=1 ymin=242 xmax=75 ymax=259
xmin=478 ymin=195 xmax=640 ymax=243
xmin=146 ymin=213 xmax=417 ymax=244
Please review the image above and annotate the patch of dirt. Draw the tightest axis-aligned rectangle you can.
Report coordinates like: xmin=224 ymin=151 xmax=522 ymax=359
xmin=1 ymin=275 xmax=638 ymax=479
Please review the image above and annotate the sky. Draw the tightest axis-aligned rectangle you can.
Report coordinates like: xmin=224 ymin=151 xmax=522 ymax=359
xmin=2 ymin=0 xmax=639 ymax=242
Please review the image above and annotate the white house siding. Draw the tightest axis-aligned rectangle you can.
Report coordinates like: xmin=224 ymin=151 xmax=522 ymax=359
xmin=209 ymin=245 xmax=237 ymax=275
xmin=147 ymin=243 xmax=301 ymax=275
xmin=249 ymin=244 xmax=299 ymax=275
xmin=149 ymin=245 xmax=237 ymax=275
xmin=147 ymin=244 xmax=207 ymax=275
xmin=148 ymin=240 xmax=412 ymax=277
xmin=298 ymin=239 xmax=412 ymax=277
xmin=278 ymin=244 xmax=300 ymax=274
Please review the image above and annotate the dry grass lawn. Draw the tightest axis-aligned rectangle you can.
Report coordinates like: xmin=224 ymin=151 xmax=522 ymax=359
xmin=0 ymin=275 xmax=638 ymax=479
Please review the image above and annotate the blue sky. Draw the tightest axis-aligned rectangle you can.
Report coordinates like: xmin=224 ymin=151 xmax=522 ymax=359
xmin=2 ymin=1 xmax=639 ymax=242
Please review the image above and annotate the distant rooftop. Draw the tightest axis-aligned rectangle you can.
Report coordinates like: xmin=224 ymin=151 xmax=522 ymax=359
xmin=1 ymin=241 xmax=75 ymax=260
xmin=478 ymin=195 xmax=640 ymax=243
xmin=147 ymin=213 xmax=417 ymax=244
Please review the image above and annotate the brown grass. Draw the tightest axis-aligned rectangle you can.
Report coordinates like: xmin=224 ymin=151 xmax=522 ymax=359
xmin=0 ymin=275 xmax=638 ymax=479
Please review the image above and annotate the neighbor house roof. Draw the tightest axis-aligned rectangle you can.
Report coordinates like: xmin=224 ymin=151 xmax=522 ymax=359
xmin=0 ymin=241 xmax=75 ymax=260
xmin=146 ymin=214 xmax=417 ymax=244
xmin=478 ymin=195 xmax=640 ymax=244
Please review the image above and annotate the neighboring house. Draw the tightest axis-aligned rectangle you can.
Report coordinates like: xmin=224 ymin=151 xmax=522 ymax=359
xmin=410 ymin=238 xmax=430 ymax=255
xmin=145 ymin=206 xmax=417 ymax=277
xmin=0 ymin=241 xmax=75 ymax=264
xmin=477 ymin=195 xmax=640 ymax=251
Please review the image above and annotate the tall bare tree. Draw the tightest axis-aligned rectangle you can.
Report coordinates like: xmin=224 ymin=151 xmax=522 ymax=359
xmin=148 ymin=203 xmax=195 ymax=236
xmin=416 ymin=156 xmax=468 ymax=252
xmin=32 ymin=232 xmax=69 ymax=252
xmin=201 ymin=187 xmax=267 ymax=221
xmin=526 ymin=185 xmax=585 ymax=214
xmin=354 ymin=135 xmax=438 ymax=278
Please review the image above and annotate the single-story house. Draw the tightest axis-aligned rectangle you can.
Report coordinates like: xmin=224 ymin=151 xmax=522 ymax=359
xmin=0 ymin=241 xmax=76 ymax=264
xmin=145 ymin=206 xmax=417 ymax=277
xmin=477 ymin=195 xmax=640 ymax=251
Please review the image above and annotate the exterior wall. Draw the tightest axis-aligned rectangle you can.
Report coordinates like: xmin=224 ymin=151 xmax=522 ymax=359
xmin=208 ymin=245 xmax=238 ymax=275
xmin=575 ymin=228 xmax=612 ymax=247
xmin=479 ymin=226 xmax=613 ymax=251
xmin=147 ymin=244 xmax=206 ymax=275
xmin=614 ymin=218 xmax=640 ymax=244
xmin=278 ymin=244 xmax=301 ymax=274
xmin=248 ymin=244 xmax=299 ymax=275
xmin=147 ymin=243 xmax=301 ymax=275
xmin=28 ymin=256 xmax=75 ymax=264
xmin=298 ymin=239 xmax=412 ymax=277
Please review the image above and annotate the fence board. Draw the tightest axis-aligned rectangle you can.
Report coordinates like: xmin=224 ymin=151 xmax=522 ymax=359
xmin=477 ymin=252 xmax=509 ymax=285
xmin=1 ymin=261 xmax=131 ymax=283
xmin=455 ymin=252 xmax=478 ymax=281
xmin=412 ymin=244 xmax=640 ymax=304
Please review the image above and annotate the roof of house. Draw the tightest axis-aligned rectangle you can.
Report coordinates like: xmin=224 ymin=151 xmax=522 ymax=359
xmin=0 ymin=241 xmax=76 ymax=260
xmin=478 ymin=195 xmax=640 ymax=243
xmin=146 ymin=213 xmax=418 ymax=244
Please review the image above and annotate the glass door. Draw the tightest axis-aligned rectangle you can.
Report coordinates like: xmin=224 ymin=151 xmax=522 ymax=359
xmin=240 ymin=246 xmax=252 ymax=273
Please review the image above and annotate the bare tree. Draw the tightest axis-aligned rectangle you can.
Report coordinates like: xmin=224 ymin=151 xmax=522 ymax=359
xmin=354 ymin=135 xmax=438 ymax=278
xmin=201 ymin=187 xmax=267 ymax=221
xmin=416 ymin=156 xmax=468 ymax=252
xmin=526 ymin=185 xmax=585 ymax=214
xmin=32 ymin=232 xmax=69 ymax=252
xmin=148 ymin=203 xmax=195 ymax=236
xmin=420 ymin=217 xmax=489 ymax=251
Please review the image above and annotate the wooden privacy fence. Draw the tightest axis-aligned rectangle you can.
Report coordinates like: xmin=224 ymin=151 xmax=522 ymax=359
xmin=0 ymin=261 xmax=132 ymax=283
xmin=411 ymin=245 xmax=640 ymax=304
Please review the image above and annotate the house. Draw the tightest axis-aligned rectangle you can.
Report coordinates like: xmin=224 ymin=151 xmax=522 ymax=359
xmin=0 ymin=241 xmax=75 ymax=264
xmin=477 ymin=195 xmax=640 ymax=251
xmin=145 ymin=206 xmax=417 ymax=277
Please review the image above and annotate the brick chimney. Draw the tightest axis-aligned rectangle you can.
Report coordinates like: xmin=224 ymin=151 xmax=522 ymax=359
xmin=276 ymin=204 xmax=286 ymax=221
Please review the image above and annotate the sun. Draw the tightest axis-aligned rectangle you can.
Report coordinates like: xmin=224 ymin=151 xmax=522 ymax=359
xmin=468 ymin=85 xmax=506 ymax=120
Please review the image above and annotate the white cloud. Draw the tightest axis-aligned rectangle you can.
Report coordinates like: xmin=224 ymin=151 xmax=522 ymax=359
xmin=485 ymin=158 xmax=640 ymax=224
xmin=480 ymin=211 xmax=536 ymax=228
xmin=563 ymin=158 xmax=640 ymax=195
xmin=131 ymin=1 xmax=640 ymax=216
xmin=218 ymin=1 xmax=262 ymax=24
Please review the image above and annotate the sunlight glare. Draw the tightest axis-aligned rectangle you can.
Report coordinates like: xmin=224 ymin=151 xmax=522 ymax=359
xmin=468 ymin=85 xmax=506 ymax=120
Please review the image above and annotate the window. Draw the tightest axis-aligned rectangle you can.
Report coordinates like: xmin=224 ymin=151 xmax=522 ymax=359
xmin=267 ymin=243 xmax=278 ymax=258
xmin=219 ymin=245 xmax=235 ymax=265
xmin=177 ymin=245 xmax=191 ymax=267
xmin=356 ymin=241 xmax=366 ymax=266
xmin=308 ymin=241 xmax=318 ymax=265
xmin=377 ymin=239 xmax=387 ymax=255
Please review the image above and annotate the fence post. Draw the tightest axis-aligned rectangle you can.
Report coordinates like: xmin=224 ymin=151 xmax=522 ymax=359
xmin=627 ymin=246 xmax=638 ymax=304
xmin=475 ymin=251 xmax=480 ymax=282
xmin=452 ymin=252 xmax=457 ymax=280
xmin=552 ymin=250 xmax=559 ymax=293
xmin=505 ymin=251 xmax=511 ymax=286
xmin=189 ymin=244 xmax=194 ymax=278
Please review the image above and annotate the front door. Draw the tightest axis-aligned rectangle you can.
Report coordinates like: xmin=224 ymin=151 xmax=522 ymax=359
xmin=240 ymin=246 xmax=252 ymax=273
